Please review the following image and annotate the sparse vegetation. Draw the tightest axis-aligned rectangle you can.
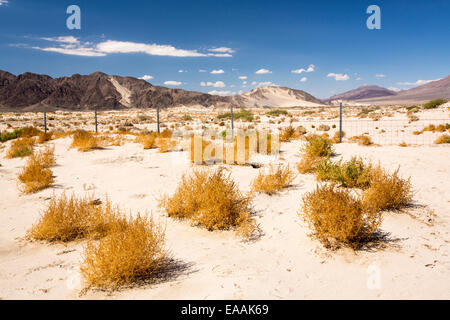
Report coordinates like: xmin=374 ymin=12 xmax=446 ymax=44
xmin=218 ymin=109 xmax=254 ymax=122
xmin=81 ymin=214 xmax=166 ymax=289
xmin=17 ymin=148 xmax=54 ymax=194
xmin=135 ymin=133 xmax=157 ymax=149
xmin=70 ymin=130 xmax=102 ymax=152
xmin=434 ymin=134 xmax=450 ymax=144
xmin=27 ymin=193 xmax=118 ymax=242
xmin=297 ymin=134 xmax=333 ymax=174
xmin=251 ymin=164 xmax=296 ymax=195
xmin=302 ymin=184 xmax=382 ymax=249
xmin=160 ymin=168 xmax=255 ymax=237
xmin=423 ymin=98 xmax=447 ymax=109
xmin=363 ymin=166 xmax=413 ymax=213
xmin=315 ymin=157 xmax=373 ymax=189
xmin=6 ymin=137 xmax=35 ymax=158
xmin=266 ymin=109 xmax=288 ymax=116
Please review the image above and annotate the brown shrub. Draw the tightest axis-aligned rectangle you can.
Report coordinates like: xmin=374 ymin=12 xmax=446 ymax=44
xmin=160 ymin=168 xmax=255 ymax=237
xmin=251 ymin=164 xmax=296 ymax=195
xmin=157 ymin=137 xmax=178 ymax=153
xmin=18 ymin=126 xmax=41 ymax=138
xmin=280 ymin=125 xmax=299 ymax=142
xmin=27 ymin=193 xmax=118 ymax=242
xmin=37 ymin=131 xmax=53 ymax=144
xmin=332 ymin=131 xmax=346 ymax=143
xmin=70 ymin=130 xmax=102 ymax=152
xmin=6 ymin=137 xmax=35 ymax=158
xmin=434 ymin=134 xmax=450 ymax=144
xmin=302 ymin=184 xmax=382 ymax=249
xmin=17 ymin=152 xmax=54 ymax=194
xmin=135 ymin=133 xmax=157 ymax=149
xmin=301 ymin=134 xmax=333 ymax=158
xmin=81 ymin=215 xmax=166 ymax=289
xmin=363 ymin=166 xmax=413 ymax=213
xmin=357 ymin=135 xmax=373 ymax=146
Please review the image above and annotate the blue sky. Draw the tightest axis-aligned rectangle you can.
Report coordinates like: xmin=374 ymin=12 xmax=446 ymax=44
xmin=0 ymin=0 xmax=449 ymax=98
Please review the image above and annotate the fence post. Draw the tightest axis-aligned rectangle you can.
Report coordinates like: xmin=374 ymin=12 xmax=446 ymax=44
xmin=231 ymin=104 xmax=234 ymax=139
xmin=95 ymin=107 xmax=98 ymax=133
xmin=339 ymin=102 xmax=343 ymax=143
xmin=157 ymin=106 xmax=160 ymax=134
xmin=44 ymin=111 xmax=47 ymax=133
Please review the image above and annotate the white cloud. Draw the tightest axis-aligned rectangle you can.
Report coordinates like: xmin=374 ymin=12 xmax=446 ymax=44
xmin=238 ymin=76 xmax=247 ymax=80
xmin=255 ymin=68 xmax=272 ymax=74
xmin=164 ymin=81 xmax=182 ymax=86
xmin=96 ymin=40 xmax=208 ymax=57
xmin=388 ymin=87 xmax=402 ymax=92
xmin=139 ymin=75 xmax=154 ymax=81
xmin=375 ymin=74 xmax=386 ymax=78
xmin=396 ymin=79 xmax=441 ymax=86
xmin=198 ymin=69 xmax=207 ymax=72
xmin=31 ymin=46 xmax=106 ymax=57
xmin=356 ymin=77 xmax=362 ymax=81
xmin=28 ymin=36 xmax=234 ymax=58
xmin=41 ymin=36 xmax=79 ymax=44
xmin=252 ymin=81 xmax=277 ymax=87
xmin=208 ymin=90 xmax=235 ymax=96
xmin=178 ymin=69 xmax=187 ymax=73
xmin=210 ymin=69 xmax=225 ymax=74
xmin=291 ymin=64 xmax=315 ymax=74
xmin=300 ymin=77 xmax=307 ymax=82
xmin=0 ymin=1 xmax=9 ymax=6
xmin=200 ymin=81 xmax=226 ymax=88
xmin=327 ymin=73 xmax=349 ymax=81
xmin=208 ymin=47 xmax=235 ymax=54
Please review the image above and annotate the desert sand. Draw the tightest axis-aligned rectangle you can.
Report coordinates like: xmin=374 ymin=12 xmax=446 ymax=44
xmin=0 ymin=106 xmax=449 ymax=299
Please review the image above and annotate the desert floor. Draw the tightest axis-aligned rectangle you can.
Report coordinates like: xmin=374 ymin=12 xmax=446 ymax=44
xmin=0 ymin=107 xmax=449 ymax=299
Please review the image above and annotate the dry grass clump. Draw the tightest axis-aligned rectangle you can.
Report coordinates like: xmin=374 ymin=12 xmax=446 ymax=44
xmin=37 ymin=131 xmax=53 ymax=144
xmin=17 ymin=151 xmax=54 ymax=194
xmin=27 ymin=193 xmax=118 ymax=242
xmin=70 ymin=130 xmax=102 ymax=152
xmin=160 ymin=168 xmax=255 ymax=237
xmin=302 ymin=134 xmax=333 ymax=158
xmin=18 ymin=126 xmax=41 ymax=138
xmin=280 ymin=125 xmax=299 ymax=142
xmin=6 ymin=137 xmax=35 ymax=158
xmin=81 ymin=215 xmax=166 ymax=289
xmin=434 ymin=134 xmax=450 ymax=144
xmin=157 ymin=137 xmax=178 ymax=153
xmin=363 ymin=166 xmax=413 ymax=213
xmin=297 ymin=135 xmax=333 ymax=174
xmin=34 ymin=145 xmax=56 ymax=168
xmin=332 ymin=131 xmax=346 ymax=143
xmin=302 ymin=184 xmax=382 ymax=249
xmin=251 ymin=164 xmax=296 ymax=195
xmin=315 ymin=157 xmax=373 ymax=189
xmin=135 ymin=133 xmax=157 ymax=149
xmin=355 ymin=135 xmax=373 ymax=146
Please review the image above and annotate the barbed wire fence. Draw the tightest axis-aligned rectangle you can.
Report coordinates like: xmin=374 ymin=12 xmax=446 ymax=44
xmin=2 ymin=106 xmax=449 ymax=146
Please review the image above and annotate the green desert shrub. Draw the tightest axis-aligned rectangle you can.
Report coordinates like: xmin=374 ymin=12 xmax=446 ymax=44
xmin=423 ymin=98 xmax=447 ymax=109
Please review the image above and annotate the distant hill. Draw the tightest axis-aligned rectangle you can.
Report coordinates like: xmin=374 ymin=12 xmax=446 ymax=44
xmin=326 ymin=76 xmax=450 ymax=105
xmin=231 ymin=86 xmax=323 ymax=107
xmin=325 ymin=85 xmax=397 ymax=103
xmin=0 ymin=71 xmax=229 ymax=111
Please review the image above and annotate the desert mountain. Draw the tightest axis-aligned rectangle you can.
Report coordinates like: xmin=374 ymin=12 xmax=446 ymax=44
xmin=0 ymin=71 xmax=229 ymax=111
xmin=231 ymin=86 xmax=323 ymax=107
xmin=325 ymin=85 xmax=397 ymax=103
xmin=326 ymin=76 xmax=450 ymax=104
